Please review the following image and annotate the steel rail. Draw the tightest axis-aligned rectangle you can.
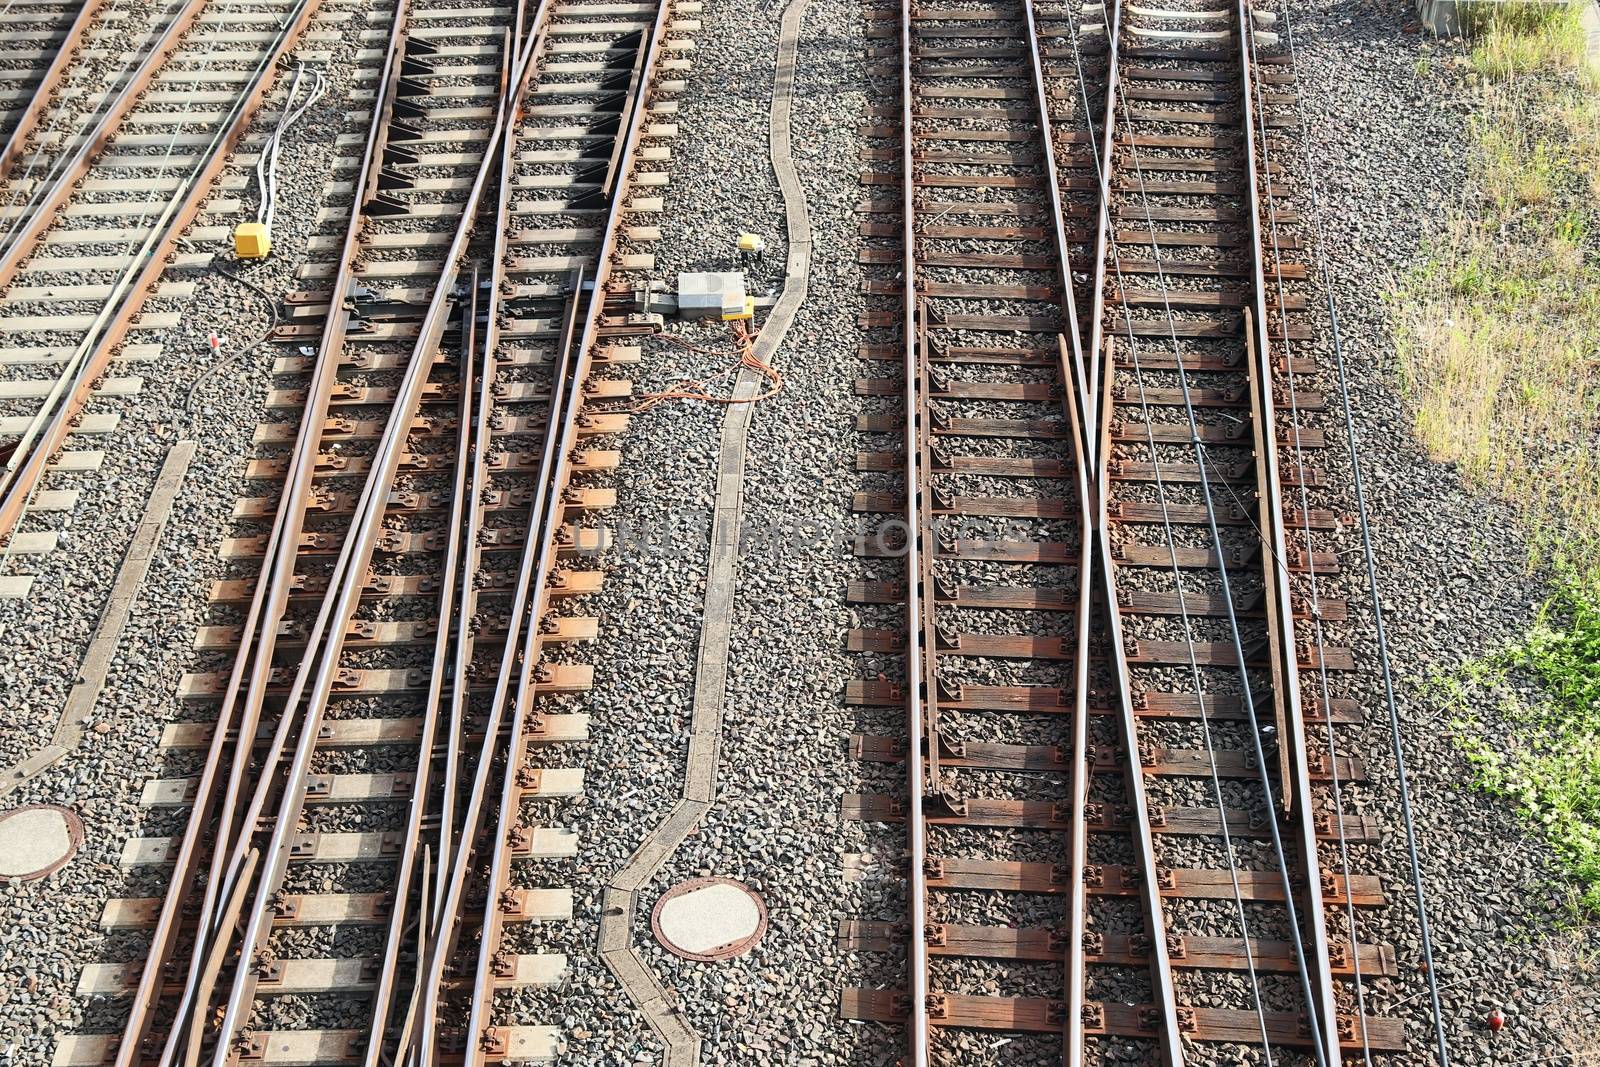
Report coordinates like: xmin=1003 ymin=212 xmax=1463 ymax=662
xmin=188 ymin=0 xmax=407 ymax=962
xmin=1020 ymin=2 xmax=1093 ymax=1056
xmin=194 ymin=1 xmax=472 ymax=958
xmin=406 ymin=265 xmax=571 ymax=1048
xmin=359 ymin=273 xmax=482 ymax=1067
xmin=1233 ymin=5 xmax=1340 ymax=1059
xmin=897 ymin=0 xmax=929 ymax=1061
xmin=1241 ymin=11 xmax=1370 ymax=1058
xmin=1235 ymin=0 xmax=1305 ymax=812
xmin=1067 ymin=4 xmax=1184 ymax=1059
xmin=1090 ymin=369 xmax=1184 ymax=1066
xmin=1105 ymin=199 xmax=1279 ymax=1058
xmin=0 ymin=0 xmax=113 ymax=177
xmin=1121 ymin=323 xmax=1280 ymax=1061
xmin=1058 ymin=335 xmax=1094 ymax=1066
xmin=409 ymin=0 xmax=526 ymax=964
xmin=408 ymin=264 xmax=583 ymax=1063
xmin=453 ymin=271 xmax=585 ymax=1065
xmin=202 ymin=29 xmax=546 ymax=1061
xmin=1278 ymin=5 xmax=1450 ymax=1060
xmin=0 ymin=0 xmax=322 ymax=548
xmin=1069 ymin=10 xmax=1281 ymax=1054
xmin=1104 ymin=24 xmax=1333 ymax=1061
xmin=1082 ymin=0 xmax=1122 ymax=451
xmin=107 ymin=3 xmax=367 ymax=1062
xmin=404 ymin=12 xmax=575 ymax=1057
xmin=0 ymin=0 xmax=209 ymax=285
xmin=435 ymin=274 xmax=500 ymax=918
xmin=423 ymin=5 xmax=535 ymax=916
xmin=1241 ymin=1 xmax=1365 ymax=1020
xmin=431 ymin=6 xmax=531 ymax=919
xmin=459 ymin=4 xmax=674 ymax=1056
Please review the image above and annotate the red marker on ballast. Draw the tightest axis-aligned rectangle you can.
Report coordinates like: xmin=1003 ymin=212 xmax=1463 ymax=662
xmin=208 ymin=332 xmax=223 ymax=354
xmin=1487 ymin=1008 xmax=1505 ymax=1033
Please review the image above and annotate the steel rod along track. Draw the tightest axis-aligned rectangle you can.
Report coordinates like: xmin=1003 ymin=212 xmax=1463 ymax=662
xmin=839 ymin=0 xmax=1413 ymax=1061
xmin=53 ymin=0 xmax=696 ymax=1061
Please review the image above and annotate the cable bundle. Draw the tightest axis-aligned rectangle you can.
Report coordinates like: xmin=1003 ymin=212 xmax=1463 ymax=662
xmin=254 ymin=62 xmax=328 ymax=239
xmin=632 ymin=321 xmax=782 ymax=413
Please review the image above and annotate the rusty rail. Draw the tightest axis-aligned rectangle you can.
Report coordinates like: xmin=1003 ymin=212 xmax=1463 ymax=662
xmin=0 ymin=0 xmax=113 ymax=178
xmin=0 ymin=0 xmax=322 ymax=548
xmin=897 ymin=0 xmax=931 ymax=1061
xmin=1076 ymin=4 xmax=1186 ymax=1059
xmin=111 ymin=4 xmax=406 ymax=1062
xmin=1235 ymin=0 xmax=1339 ymax=1058
xmin=457 ymin=0 xmax=673 ymax=1057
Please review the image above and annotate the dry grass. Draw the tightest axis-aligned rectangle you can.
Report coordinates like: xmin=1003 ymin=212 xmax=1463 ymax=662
xmin=1391 ymin=2 xmax=1600 ymax=564
xmin=1395 ymin=2 xmax=1600 ymax=916
xmin=1464 ymin=0 xmax=1592 ymax=80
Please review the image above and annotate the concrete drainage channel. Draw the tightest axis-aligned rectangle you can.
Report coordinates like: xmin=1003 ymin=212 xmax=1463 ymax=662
xmin=596 ymin=0 xmax=813 ymax=1057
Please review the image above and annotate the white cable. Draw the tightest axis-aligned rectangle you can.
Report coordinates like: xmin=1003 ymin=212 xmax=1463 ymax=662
xmin=254 ymin=61 xmax=326 ymax=235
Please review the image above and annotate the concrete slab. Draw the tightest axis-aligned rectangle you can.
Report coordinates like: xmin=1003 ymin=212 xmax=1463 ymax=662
xmin=0 ymin=803 xmax=83 ymax=880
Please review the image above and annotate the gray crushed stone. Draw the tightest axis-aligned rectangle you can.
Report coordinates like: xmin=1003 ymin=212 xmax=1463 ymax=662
xmin=0 ymin=1 xmax=381 ymax=1055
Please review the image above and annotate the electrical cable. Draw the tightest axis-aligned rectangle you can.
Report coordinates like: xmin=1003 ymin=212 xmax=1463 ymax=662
xmin=253 ymin=61 xmax=326 ymax=236
xmin=184 ymin=247 xmax=281 ymax=427
xmin=1278 ymin=2 xmax=1454 ymax=1062
xmin=183 ymin=60 xmax=328 ymax=425
xmin=631 ymin=321 xmax=780 ymax=411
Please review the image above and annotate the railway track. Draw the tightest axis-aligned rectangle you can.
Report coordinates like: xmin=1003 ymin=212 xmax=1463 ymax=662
xmin=0 ymin=0 xmax=1455 ymax=1060
xmin=48 ymin=0 xmax=694 ymax=1061
xmin=0 ymin=0 xmax=106 ymax=173
xmin=842 ymin=0 xmax=1409 ymax=1061
xmin=0 ymin=0 xmax=331 ymax=598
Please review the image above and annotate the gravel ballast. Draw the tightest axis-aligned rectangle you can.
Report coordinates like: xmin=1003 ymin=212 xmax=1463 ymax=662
xmin=2 ymin=0 xmax=1598 ymax=1061
xmin=0 ymin=1 xmax=389 ymax=1053
xmin=1288 ymin=0 xmax=1600 ymax=1061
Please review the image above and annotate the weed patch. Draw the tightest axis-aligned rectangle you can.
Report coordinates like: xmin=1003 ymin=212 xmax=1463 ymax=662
xmin=1453 ymin=573 xmax=1600 ymax=914
xmin=1392 ymin=2 xmax=1600 ymax=909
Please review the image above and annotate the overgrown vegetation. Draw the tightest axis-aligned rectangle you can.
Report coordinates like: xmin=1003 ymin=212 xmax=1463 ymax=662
xmin=1464 ymin=0 xmax=1590 ymax=78
xmin=1449 ymin=572 xmax=1600 ymax=914
xmin=1391 ymin=3 xmax=1600 ymax=912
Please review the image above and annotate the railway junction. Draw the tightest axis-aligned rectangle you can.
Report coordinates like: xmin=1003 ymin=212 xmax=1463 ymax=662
xmin=0 ymin=0 xmax=1590 ymax=1063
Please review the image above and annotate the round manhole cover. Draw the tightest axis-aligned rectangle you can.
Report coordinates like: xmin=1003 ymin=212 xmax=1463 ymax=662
xmin=0 ymin=804 xmax=84 ymax=882
xmin=650 ymin=877 xmax=768 ymax=962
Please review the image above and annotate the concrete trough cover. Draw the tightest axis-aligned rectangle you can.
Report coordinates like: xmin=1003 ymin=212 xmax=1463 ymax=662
xmin=0 ymin=804 xmax=84 ymax=882
xmin=650 ymin=877 xmax=768 ymax=962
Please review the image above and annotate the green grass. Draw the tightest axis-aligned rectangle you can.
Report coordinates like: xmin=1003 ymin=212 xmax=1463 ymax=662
xmin=1463 ymin=1 xmax=1591 ymax=80
xmin=1452 ymin=571 xmax=1600 ymax=915
xmin=1392 ymin=0 xmax=1600 ymax=913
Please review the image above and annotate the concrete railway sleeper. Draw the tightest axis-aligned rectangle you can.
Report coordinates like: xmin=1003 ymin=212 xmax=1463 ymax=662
xmin=0 ymin=0 xmax=329 ymax=593
xmin=839 ymin=0 xmax=1408 ymax=1062
xmin=49 ymin=0 xmax=693 ymax=1062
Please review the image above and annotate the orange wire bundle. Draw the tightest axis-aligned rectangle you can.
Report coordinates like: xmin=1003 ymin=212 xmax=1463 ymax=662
xmin=632 ymin=320 xmax=782 ymax=413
